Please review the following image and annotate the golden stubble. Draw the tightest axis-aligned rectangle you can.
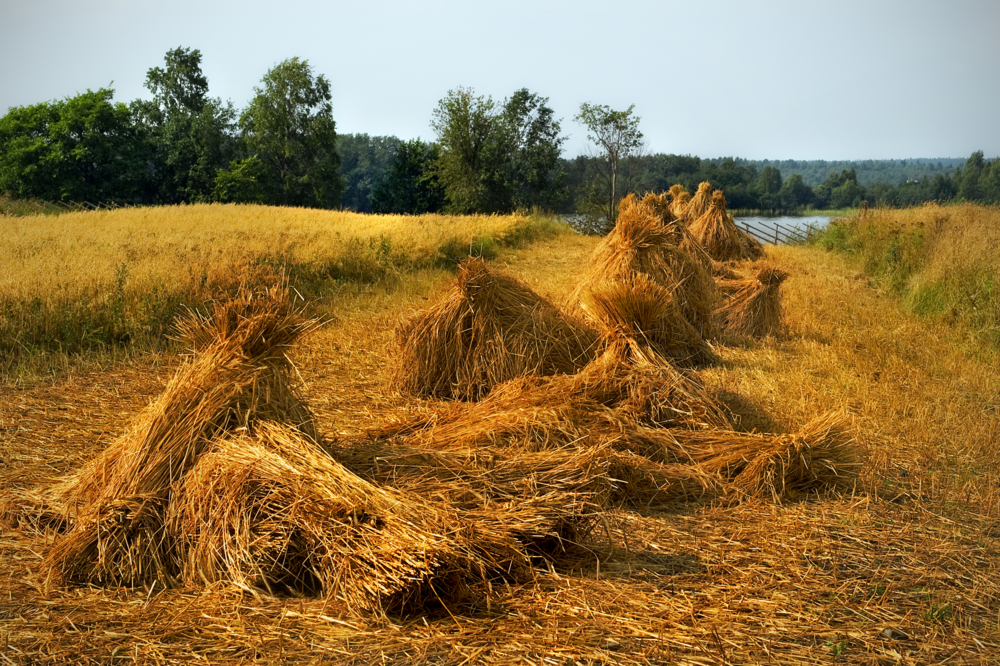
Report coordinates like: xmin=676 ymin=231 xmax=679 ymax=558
xmin=1 ymin=203 xmax=536 ymax=302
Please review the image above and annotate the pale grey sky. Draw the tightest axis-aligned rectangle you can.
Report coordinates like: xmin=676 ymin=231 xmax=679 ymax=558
xmin=2 ymin=0 xmax=998 ymax=160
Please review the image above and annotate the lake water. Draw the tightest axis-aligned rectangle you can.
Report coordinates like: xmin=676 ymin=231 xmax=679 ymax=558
xmin=562 ymin=213 xmax=833 ymax=241
xmin=734 ymin=215 xmax=831 ymax=231
xmin=734 ymin=215 xmax=831 ymax=244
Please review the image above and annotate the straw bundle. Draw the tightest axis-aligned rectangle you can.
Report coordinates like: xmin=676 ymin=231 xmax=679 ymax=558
xmin=674 ymin=412 xmax=863 ymax=502
xmin=44 ymin=286 xmax=321 ymax=587
xmin=336 ymin=441 xmax=610 ymax=510
xmin=667 ymin=184 xmax=691 ymax=219
xmin=394 ymin=258 xmax=597 ymax=400
xmin=571 ymin=195 xmax=718 ymax=343
xmin=569 ymin=338 xmax=729 ymax=430
xmin=345 ymin=426 xmax=719 ymax=514
xmin=167 ymin=421 xmax=527 ymax=612
xmin=684 ymin=182 xmax=715 ymax=221
xmin=688 ymin=191 xmax=765 ymax=262
xmin=640 ymin=192 xmax=676 ymax=226
xmin=606 ymin=451 xmax=722 ymax=507
xmin=579 ymin=275 xmax=718 ymax=367
xmin=714 ymin=264 xmax=790 ymax=339
xmin=30 ymin=287 xmax=544 ymax=612
xmin=335 ymin=440 xmax=608 ymax=554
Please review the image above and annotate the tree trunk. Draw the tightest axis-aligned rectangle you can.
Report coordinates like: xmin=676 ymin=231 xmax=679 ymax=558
xmin=609 ymin=160 xmax=617 ymax=225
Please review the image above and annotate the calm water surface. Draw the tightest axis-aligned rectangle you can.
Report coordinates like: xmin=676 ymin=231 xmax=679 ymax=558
xmin=734 ymin=215 xmax=831 ymax=230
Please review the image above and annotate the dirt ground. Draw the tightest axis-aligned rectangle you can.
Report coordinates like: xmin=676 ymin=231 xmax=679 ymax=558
xmin=2 ymin=237 xmax=999 ymax=665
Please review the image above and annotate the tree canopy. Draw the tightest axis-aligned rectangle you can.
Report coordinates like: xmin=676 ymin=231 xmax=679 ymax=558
xmin=574 ymin=103 xmax=643 ymax=226
xmin=132 ymin=47 xmax=235 ymax=203
xmin=431 ymin=87 xmax=566 ymax=214
xmin=0 ymin=88 xmax=143 ymax=203
xmin=240 ymin=57 xmax=342 ymax=208
xmin=370 ymin=139 xmax=444 ymax=215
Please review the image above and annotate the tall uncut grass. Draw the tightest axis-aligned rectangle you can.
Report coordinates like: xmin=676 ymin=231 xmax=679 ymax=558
xmin=1 ymin=203 xmax=568 ymax=375
xmin=815 ymin=202 xmax=1000 ymax=347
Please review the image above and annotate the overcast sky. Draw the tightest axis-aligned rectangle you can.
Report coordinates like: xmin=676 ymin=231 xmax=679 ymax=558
xmin=2 ymin=0 xmax=998 ymax=161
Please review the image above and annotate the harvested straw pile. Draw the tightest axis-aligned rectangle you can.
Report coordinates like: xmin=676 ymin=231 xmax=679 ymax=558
xmin=571 ymin=194 xmax=718 ymax=344
xmin=667 ymin=184 xmax=691 ymax=219
xmin=674 ymin=411 xmax=863 ymax=502
xmin=579 ymin=275 xmax=718 ymax=368
xmin=394 ymin=258 xmax=597 ymax=400
xmin=640 ymin=191 xmax=675 ymax=226
xmin=688 ymin=191 xmax=765 ymax=262
xmin=684 ymin=181 xmax=715 ymax=221
xmin=168 ymin=421 xmax=528 ymax=613
xmin=27 ymin=285 xmax=534 ymax=613
xmin=715 ymin=264 xmax=789 ymax=338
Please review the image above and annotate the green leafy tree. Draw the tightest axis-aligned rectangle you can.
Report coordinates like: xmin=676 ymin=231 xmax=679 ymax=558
xmin=502 ymin=89 xmax=567 ymax=211
xmin=370 ymin=139 xmax=444 ymax=214
xmin=864 ymin=181 xmax=899 ymax=206
xmin=338 ymin=133 xmax=401 ymax=212
xmin=430 ymin=87 xmax=566 ymax=214
xmin=815 ymin=169 xmax=864 ymax=208
xmin=956 ymin=151 xmax=986 ymax=202
xmin=574 ymin=103 xmax=644 ymax=225
xmin=753 ymin=165 xmax=783 ymax=210
xmin=778 ymin=173 xmax=814 ymax=209
xmin=0 ymin=88 xmax=143 ymax=203
xmin=430 ymin=87 xmax=501 ymax=213
xmin=240 ymin=58 xmax=342 ymax=208
xmin=132 ymin=47 xmax=235 ymax=203
xmin=212 ymin=155 xmax=266 ymax=204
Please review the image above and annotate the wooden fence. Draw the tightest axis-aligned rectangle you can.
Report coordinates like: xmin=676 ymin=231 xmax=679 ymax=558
xmin=737 ymin=219 xmax=821 ymax=246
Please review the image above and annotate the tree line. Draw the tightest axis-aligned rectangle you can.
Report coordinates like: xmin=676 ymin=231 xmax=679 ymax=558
xmin=2 ymin=47 xmax=998 ymax=222
xmin=0 ymin=48 xmax=341 ymax=209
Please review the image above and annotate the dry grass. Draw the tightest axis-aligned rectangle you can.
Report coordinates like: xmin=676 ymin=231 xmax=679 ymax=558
xmin=1 ymin=204 xmax=545 ymax=303
xmin=819 ymin=202 xmax=1000 ymax=348
xmin=570 ymin=194 xmax=719 ymax=345
xmin=393 ymin=258 xmax=597 ymax=400
xmin=715 ymin=263 xmax=790 ymax=339
xmin=688 ymin=190 xmax=765 ymax=262
xmin=0 ymin=204 xmax=566 ymax=380
xmin=2 ymin=228 xmax=1000 ymax=664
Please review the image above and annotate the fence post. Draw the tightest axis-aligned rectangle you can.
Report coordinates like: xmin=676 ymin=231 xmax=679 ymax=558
xmin=774 ymin=226 xmax=778 ymax=244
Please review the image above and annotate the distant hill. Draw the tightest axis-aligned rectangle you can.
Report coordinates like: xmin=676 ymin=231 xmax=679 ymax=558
xmin=712 ymin=157 xmax=967 ymax=187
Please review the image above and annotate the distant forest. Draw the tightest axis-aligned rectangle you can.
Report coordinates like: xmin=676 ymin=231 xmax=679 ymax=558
xmin=2 ymin=46 xmax=998 ymax=219
xmin=723 ymin=157 xmax=968 ymax=188
xmin=340 ymin=138 xmax=996 ymax=214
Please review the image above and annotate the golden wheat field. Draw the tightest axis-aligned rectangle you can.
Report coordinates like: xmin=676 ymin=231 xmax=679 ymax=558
xmin=1 ymin=203 xmax=543 ymax=299
xmin=0 ymin=204 xmax=562 ymax=379
xmin=2 ymin=205 xmax=1000 ymax=665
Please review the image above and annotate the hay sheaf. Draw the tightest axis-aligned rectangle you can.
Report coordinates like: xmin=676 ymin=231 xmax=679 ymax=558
xmin=48 ymin=284 xmax=320 ymax=517
xmin=688 ymin=191 xmax=765 ymax=262
xmin=167 ymin=422 xmax=529 ymax=613
xmin=570 ymin=194 xmax=719 ymax=344
xmin=26 ymin=286 xmax=539 ymax=613
xmin=683 ymin=181 xmax=715 ymax=221
xmin=394 ymin=258 xmax=597 ymax=400
xmin=580 ymin=275 xmax=719 ymax=368
xmin=674 ymin=411 xmax=864 ymax=502
xmin=41 ymin=285 xmax=321 ymax=588
xmin=715 ymin=264 xmax=790 ymax=339
xmin=640 ymin=191 xmax=676 ymax=226
xmin=667 ymin=184 xmax=691 ymax=219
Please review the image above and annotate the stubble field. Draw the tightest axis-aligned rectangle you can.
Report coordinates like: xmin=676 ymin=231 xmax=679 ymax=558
xmin=2 ymin=209 xmax=999 ymax=665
